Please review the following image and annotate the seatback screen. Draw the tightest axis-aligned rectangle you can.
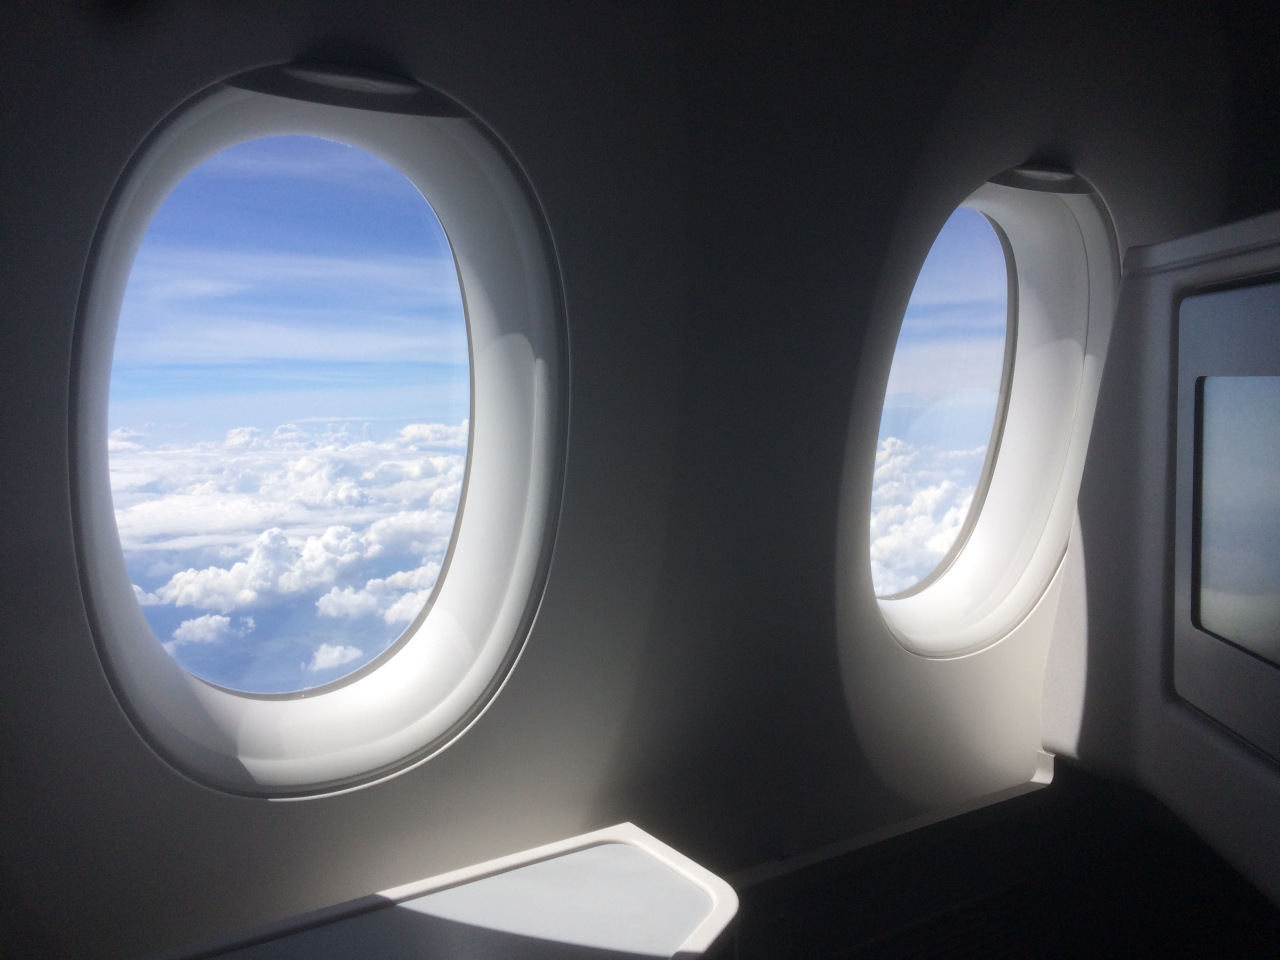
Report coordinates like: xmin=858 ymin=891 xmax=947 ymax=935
xmin=1196 ymin=375 xmax=1280 ymax=666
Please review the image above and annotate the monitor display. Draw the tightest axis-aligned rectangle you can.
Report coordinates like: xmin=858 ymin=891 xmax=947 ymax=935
xmin=1196 ymin=375 xmax=1280 ymax=667
xmin=1175 ymin=277 xmax=1280 ymax=763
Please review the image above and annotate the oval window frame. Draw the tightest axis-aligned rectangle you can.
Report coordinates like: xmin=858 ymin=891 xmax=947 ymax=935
xmin=72 ymin=69 xmax=567 ymax=797
xmin=871 ymin=171 xmax=1118 ymax=658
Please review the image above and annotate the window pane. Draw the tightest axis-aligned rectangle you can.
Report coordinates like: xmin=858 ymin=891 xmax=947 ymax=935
xmin=1197 ymin=375 xmax=1280 ymax=666
xmin=870 ymin=206 xmax=1009 ymax=596
xmin=109 ymin=135 xmax=469 ymax=693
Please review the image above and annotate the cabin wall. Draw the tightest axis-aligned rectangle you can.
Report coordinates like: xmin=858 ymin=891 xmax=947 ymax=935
xmin=0 ymin=2 xmax=1273 ymax=957
xmin=1 ymin=5 xmax=692 ymax=956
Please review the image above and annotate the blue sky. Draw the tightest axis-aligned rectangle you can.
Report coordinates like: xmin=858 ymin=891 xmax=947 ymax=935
xmin=111 ymin=136 xmax=469 ymax=444
xmin=870 ymin=206 xmax=1010 ymax=595
xmin=877 ymin=206 xmax=1008 ymax=451
xmin=109 ymin=136 xmax=469 ymax=693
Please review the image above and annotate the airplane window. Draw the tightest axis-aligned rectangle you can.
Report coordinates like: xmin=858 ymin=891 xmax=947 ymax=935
xmin=109 ymin=135 xmax=469 ymax=694
xmin=849 ymin=171 xmax=1117 ymax=660
xmin=75 ymin=78 xmax=563 ymax=794
xmin=870 ymin=207 xmax=1012 ymax=597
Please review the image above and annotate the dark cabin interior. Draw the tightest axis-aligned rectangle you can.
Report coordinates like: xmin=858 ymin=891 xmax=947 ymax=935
xmin=2 ymin=2 xmax=1280 ymax=958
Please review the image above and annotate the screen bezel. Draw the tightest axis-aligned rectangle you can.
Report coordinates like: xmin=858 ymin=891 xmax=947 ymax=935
xmin=1175 ymin=279 xmax=1280 ymax=763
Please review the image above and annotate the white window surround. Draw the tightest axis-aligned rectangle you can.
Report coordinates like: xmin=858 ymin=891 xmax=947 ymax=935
xmin=874 ymin=177 xmax=1119 ymax=658
xmin=73 ymin=80 xmax=564 ymax=796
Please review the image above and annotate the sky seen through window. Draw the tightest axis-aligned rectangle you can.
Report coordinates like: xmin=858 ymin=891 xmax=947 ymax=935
xmin=870 ymin=206 xmax=1009 ymax=596
xmin=109 ymin=135 xmax=469 ymax=693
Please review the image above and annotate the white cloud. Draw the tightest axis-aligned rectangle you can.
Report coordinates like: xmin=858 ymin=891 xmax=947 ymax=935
xmin=225 ymin=426 xmax=261 ymax=448
xmin=381 ymin=563 xmax=442 ymax=591
xmin=112 ymin=422 xmax=466 ymax=688
xmin=315 ymin=586 xmax=383 ymax=620
xmin=316 ymin=560 xmax=441 ymax=624
xmin=153 ymin=528 xmax=292 ymax=613
xmin=149 ymin=524 xmax=374 ymax=613
xmin=384 ymin=589 xmax=433 ymax=624
xmin=279 ymin=526 xmax=367 ymax=592
xmin=365 ymin=510 xmax=458 ymax=559
xmin=112 ymin=421 xmax=465 ymax=679
xmin=399 ymin=421 xmax=469 ymax=448
xmin=869 ymin=437 xmax=985 ymax=596
xmin=164 ymin=613 xmax=253 ymax=652
xmin=110 ymin=424 xmax=466 ymax=556
xmin=307 ymin=643 xmax=363 ymax=672
xmin=108 ymin=427 xmax=146 ymax=452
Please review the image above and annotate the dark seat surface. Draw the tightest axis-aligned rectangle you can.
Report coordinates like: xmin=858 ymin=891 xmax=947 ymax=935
xmin=731 ymin=763 xmax=1280 ymax=960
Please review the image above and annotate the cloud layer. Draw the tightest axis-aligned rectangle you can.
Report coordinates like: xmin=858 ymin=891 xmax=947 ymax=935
xmin=869 ymin=437 xmax=985 ymax=596
xmin=112 ymin=421 xmax=466 ymax=690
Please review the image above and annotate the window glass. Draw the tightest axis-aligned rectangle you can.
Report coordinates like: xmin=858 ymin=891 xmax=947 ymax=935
xmin=870 ymin=206 xmax=1010 ymax=596
xmin=1196 ymin=375 xmax=1280 ymax=666
xmin=109 ymin=135 xmax=469 ymax=694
